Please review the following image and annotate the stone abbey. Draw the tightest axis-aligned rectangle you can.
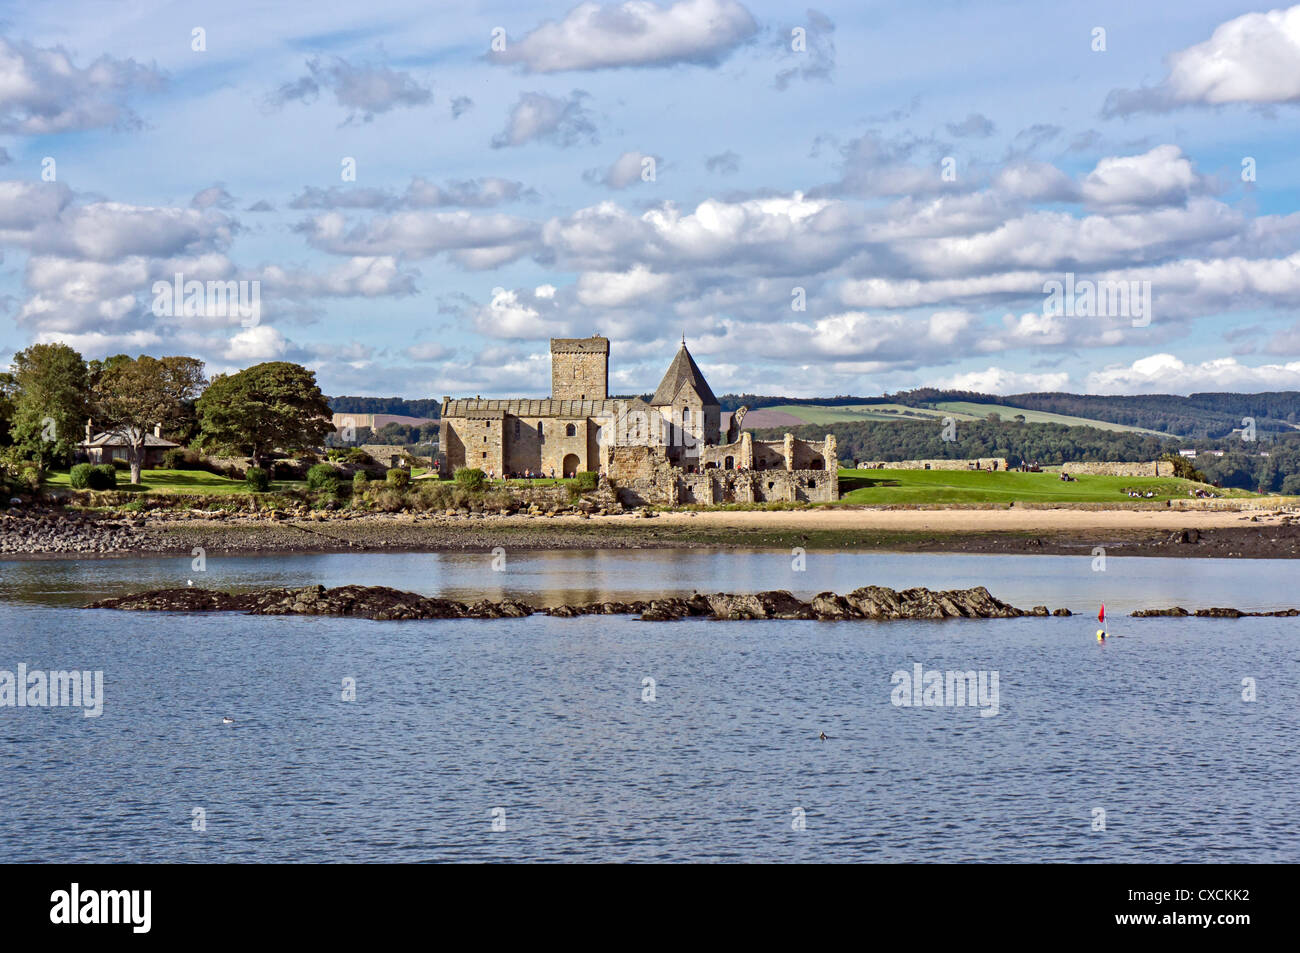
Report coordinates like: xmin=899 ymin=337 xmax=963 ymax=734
xmin=438 ymin=336 xmax=837 ymax=504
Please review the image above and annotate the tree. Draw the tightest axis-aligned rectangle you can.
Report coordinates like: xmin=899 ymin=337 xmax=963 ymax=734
xmin=0 ymin=372 xmax=16 ymax=447
xmin=196 ymin=362 xmax=333 ymax=469
xmin=93 ymin=355 xmax=206 ymax=484
xmin=7 ymin=343 xmax=89 ymax=468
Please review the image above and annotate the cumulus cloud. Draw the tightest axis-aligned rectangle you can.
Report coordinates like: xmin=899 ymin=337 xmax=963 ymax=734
xmin=576 ymin=264 xmax=673 ymax=306
xmin=935 ymin=366 xmax=1070 ymax=395
xmin=491 ymin=90 xmax=597 ymax=148
xmin=257 ymin=257 xmax=419 ymax=298
xmin=1086 ymin=353 xmax=1300 ymax=394
xmin=225 ymin=325 xmax=290 ymax=362
xmin=299 ymin=208 xmax=538 ymax=268
xmin=489 ymin=0 xmax=758 ymax=72
xmin=1079 ymin=145 xmax=1205 ymax=209
xmin=475 ymin=285 xmax=573 ymax=339
xmin=269 ymin=56 xmax=431 ymax=123
xmin=0 ymin=36 xmax=163 ymax=134
xmin=994 ymin=161 xmax=1077 ymax=202
xmin=1104 ymin=5 xmax=1300 ymax=116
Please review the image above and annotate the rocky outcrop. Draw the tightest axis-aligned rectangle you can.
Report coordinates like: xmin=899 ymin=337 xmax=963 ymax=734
xmin=0 ymin=506 xmax=159 ymax=555
xmin=1132 ymin=605 xmax=1300 ymax=618
xmin=86 ymin=583 xmax=1065 ymax=622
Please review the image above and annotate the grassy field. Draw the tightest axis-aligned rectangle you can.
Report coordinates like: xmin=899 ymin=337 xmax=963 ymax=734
xmin=765 ymin=403 xmax=964 ymax=425
xmin=931 ymin=401 xmax=1168 ymax=436
xmin=835 ymin=468 xmax=1251 ymax=505
xmin=758 ymin=401 xmax=1166 ymax=436
xmin=44 ymin=468 xmax=304 ymax=495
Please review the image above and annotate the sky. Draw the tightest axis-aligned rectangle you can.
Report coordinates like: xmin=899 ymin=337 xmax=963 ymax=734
xmin=1 ymin=0 xmax=1299 ymax=400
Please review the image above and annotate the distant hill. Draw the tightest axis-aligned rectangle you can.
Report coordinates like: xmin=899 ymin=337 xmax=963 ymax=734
xmin=720 ymin=389 xmax=1300 ymax=440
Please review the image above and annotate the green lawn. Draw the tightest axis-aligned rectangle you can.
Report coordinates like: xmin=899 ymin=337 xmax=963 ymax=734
xmin=44 ymin=468 xmax=304 ymax=495
xmin=835 ymin=468 xmax=1252 ymax=505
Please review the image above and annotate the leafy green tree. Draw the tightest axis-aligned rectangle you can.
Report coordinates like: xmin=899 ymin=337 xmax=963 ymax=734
xmin=0 ymin=371 xmax=16 ymax=447
xmin=196 ymin=362 xmax=333 ymax=470
xmin=1160 ymin=453 xmax=1206 ymax=483
xmin=93 ymin=355 xmax=206 ymax=484
xmin=7 ymin=343 xmax=89 ymax=468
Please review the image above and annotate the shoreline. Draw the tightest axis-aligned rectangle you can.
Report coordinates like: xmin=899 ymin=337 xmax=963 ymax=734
xmin=4 ymin=503 xmax=1300 ymax=560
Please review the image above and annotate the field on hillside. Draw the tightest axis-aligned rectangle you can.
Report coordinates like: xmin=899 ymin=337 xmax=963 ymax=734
xmin=754 ymin=401 xmax=1167 ymax=435
xmin=834 ymin=468 xmax=1252 ymax=505
xmin=932 ymin=401 xmax=1168 ymax=435
xmin=763 ymin=403 xmax=962 ymax=425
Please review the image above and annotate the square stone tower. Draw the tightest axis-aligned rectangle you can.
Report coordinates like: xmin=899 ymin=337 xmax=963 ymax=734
xmin=550 ymin=336 xmax=609 ymax=400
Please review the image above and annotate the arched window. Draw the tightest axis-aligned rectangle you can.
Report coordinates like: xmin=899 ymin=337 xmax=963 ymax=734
xmin=565 ymin=423 xmax=576 ymax=437
xmin=682 ymin=407 xmax=690 ymax=423
xmin=537 ymin=422 xmax=543 ymax=439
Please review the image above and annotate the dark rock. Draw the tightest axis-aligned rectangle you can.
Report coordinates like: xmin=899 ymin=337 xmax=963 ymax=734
xmin=87 ymin=583 xmax=1069 ymax=623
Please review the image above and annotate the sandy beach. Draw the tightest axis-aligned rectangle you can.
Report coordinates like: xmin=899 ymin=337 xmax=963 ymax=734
xmin=642 ymin=505 xmax=1286 ymax=534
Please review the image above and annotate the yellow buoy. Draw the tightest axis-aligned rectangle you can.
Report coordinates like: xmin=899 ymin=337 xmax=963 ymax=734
xmin=1096 ymin=629 xmax=1107 ymax=641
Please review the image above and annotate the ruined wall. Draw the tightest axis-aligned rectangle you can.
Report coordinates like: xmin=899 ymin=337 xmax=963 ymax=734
xmin=609 ymin=446 xmax=837 ymax=505
xmin=1061 ymin=461 xmax=1174 ymax=477
xmin=855 ymin=458 xmax=1008 ymax=471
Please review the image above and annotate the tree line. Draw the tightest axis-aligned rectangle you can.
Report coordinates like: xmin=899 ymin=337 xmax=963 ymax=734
xmin=0 ymin=343 xmax=333 ymax=485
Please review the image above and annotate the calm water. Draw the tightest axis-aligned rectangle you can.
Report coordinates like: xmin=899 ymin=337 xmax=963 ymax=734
xmin=0 ymin=550 xmax=1296 ymax=863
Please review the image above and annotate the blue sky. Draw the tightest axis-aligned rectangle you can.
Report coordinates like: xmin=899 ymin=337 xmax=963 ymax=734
xmin=1 ymin=0 xmax=1299 ymax=399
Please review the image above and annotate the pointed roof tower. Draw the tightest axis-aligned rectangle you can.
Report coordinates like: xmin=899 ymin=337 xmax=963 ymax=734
xmin=651 ymin=340 xmax=718 ymax=406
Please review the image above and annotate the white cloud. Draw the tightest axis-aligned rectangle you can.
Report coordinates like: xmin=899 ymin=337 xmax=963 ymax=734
xmin=576 ymin=264 xmax=672 ymax=306
xmin=1079 ymin=146 xmax=1203 ymax=209
xmin=269 ymin=56 xmax=431 ymax=123
xmin=0 ymin=36 xmax=163 ymax=134
xmin=1105 ymin=5 xmax=1300 ymax=114
xmin=1086 ymin=353 xmax=1300 ymax=394
xmin=225 ymin=325 xmax=290 ymax=362
xmin=491 ymin=90 xmax=597 ymax=148
xmin=935 ymin=366 xmax=1070 ymax=395
xmin=490 ymin=0 xmax=758 ymax=72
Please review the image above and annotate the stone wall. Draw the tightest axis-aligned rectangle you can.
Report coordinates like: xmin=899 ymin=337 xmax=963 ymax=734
xmin=358 ymin=444 xmax=428 ymax=468
xmin=1061 ymin=461 xmax=1174 ymax=477
xmin=550 ymin=337 xmax=609 ymax=400
xmin=609 ymin=446 xmax=836 ymax=505
xmin=855 ymin=458 xmax=1008 ymax=471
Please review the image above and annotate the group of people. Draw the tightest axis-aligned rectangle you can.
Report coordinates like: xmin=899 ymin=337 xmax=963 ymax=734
xmin=1125 ymin=489 xmax=1157 ymax=498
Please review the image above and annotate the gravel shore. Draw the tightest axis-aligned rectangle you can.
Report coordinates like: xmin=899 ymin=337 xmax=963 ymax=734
xmin=6 ymin=504 xmax=1300 ymax=559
